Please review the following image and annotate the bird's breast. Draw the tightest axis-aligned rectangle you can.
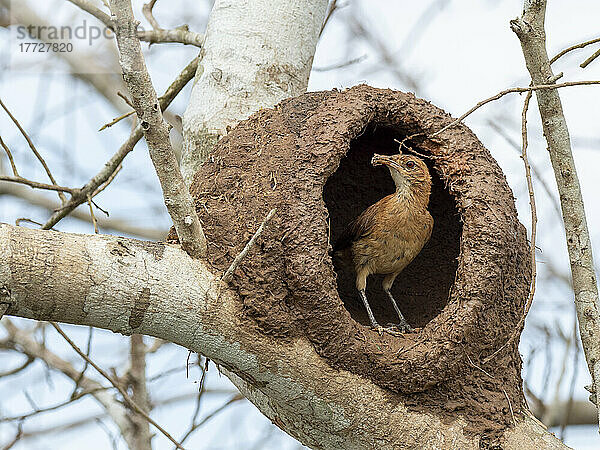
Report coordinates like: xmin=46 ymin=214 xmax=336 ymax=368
xmin=351 ymin=197 xmax=432 ymax=275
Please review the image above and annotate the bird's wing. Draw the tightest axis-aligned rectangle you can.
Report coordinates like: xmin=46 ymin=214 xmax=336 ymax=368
xmin=332 ymin=201 xmax=380 ymax=253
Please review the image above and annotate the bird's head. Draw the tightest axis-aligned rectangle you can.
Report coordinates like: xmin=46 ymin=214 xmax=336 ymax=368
xmin=371 ymin=152 xmax=432 ymax=198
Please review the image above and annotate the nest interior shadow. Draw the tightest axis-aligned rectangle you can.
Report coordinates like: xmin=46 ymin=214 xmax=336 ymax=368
xmin=185 ymin=85 xmax=530 ymax=437
xmin=324 ymin=125 xmax=461 ymax=328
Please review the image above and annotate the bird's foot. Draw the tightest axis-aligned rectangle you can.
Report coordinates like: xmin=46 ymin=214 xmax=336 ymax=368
xmin=384 ymin=322 xmax=414 ymax=335
xmin=371 ymin=324 xmax=409 ymax=336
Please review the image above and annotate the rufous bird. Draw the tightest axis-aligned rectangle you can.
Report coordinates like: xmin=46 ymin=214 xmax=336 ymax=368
xmin=333 ymin=152 xmax=433 ymax=334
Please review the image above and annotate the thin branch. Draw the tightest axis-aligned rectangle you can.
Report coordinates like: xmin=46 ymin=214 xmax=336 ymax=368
xmin=347 ymin=14 xmax=420 ymax=92
xmin=42 ymin=57 xmax=198 ymax=230
xmin=66 ymin=0 xmax=113 ymax=26
xmin=430 ymin=80 xmax=600 ymax=139
xmin=142 ymin=0 xmax=160 ymax=30
xmin=312 ymin=55 xmax=366 ymax=72
xmin=319 ymin=0 xmax=339 ymax=37
xmin=177 ymin=394 xmax=243 ymax=447
xmin=0 ymin=355 xmax=34 ymax=377
xmin=50 ymin=322 xmax=185 ymax=449
xmin=66 ymin=0 xmax=203 ymax=47
xmin=550 ymin=36 xmax=600 ymax=64
xmin=128 ymin=334 xmax=152 ymax=450
xmin=86 ymin=195 xmax=99 ymax=234
xmin=483 ymin=91 xmax=537 ymax=363
xmin=0 ymin=135 xmax=19 ymax=176
xmin=580 ymin=47 xmax=600 ymax=69
xmin=486 ymin=119 xmax=562 ymax=221
xmin=1 ymin=319 xmax=134 ymax=446
xmin=99 ymin=110 xmax=136 ymax=132
xmin=0 ymin=388 xmax=101 ymax=422
xmin=512 ymin=0 xmax=600 ymax=430
xmin=0 ymin=175 xmax=76 ymax=194
xmin=110 ymin=0 xmax=206 ymax=258
xmin=0 ymin=181 xmax=165 ymax=239
xmin=0 ymin=98 xmax=66 ymax=204
xmin=221 ymin=209 xmax=277 ymax=283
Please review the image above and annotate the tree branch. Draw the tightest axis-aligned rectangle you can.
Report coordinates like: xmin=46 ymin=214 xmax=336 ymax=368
xmin=109 ymin=0 xmax=206 ymax=258
xmin=41 ymin=57 xmax=198 ymax=231
xmin=512 ymin=0 xmax=600 ymax=429
xmin=0 ymin=224 xmax=567 ymax=449
xmin=0 ymin=182 xmax=166 ymax=240
xmin=127 ymin=334 xmax=153 ymax=450
xmin=0 ymin=319 xmax=135 ymax=448
xmin=50 ymin=322 xmax=184 ymax=449
xmin=66 ymin=0 xmax=203 ymax=47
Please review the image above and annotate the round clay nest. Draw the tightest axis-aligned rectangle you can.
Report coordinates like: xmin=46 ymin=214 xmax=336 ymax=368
xmin=186 ymin=85 xmax=530 ymax=404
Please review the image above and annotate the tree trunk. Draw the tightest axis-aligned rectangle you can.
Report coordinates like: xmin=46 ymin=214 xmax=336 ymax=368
xmin=180 ymin=0 xmax=329 ymax=183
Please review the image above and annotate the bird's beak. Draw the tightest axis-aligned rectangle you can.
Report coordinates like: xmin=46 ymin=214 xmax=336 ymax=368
xmin=371 ymin=154 xmax=401 ymax=171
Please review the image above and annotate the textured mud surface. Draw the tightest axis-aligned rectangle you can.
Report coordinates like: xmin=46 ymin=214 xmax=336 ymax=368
xmin=181 ymin=85 xmax=530 ymax=438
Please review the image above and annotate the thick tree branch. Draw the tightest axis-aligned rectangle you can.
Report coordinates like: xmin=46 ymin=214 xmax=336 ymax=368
xmin=109 ymin=0 xmax=206 ymax=258
xmin=512 ymin=0 xmax=600 ymax=428
xmin=0 ymin=224 xmax=566 ymax=449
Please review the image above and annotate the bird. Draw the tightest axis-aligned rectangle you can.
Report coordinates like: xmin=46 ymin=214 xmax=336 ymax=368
xmin=332 ymin=151 xmax=433 ymax=335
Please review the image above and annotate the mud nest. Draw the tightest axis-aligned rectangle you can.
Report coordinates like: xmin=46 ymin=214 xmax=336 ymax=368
xmin=185 ymin=85 xmax=531 ymax=436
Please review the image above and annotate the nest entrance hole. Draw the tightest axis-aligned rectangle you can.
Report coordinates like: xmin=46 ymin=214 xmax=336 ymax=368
xmin=323 ymin=125 xmax=462 ymax=328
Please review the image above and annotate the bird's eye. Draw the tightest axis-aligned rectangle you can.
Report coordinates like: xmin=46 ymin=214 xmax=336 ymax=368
xmin=406 ymin=160 xmax=415 ymax=169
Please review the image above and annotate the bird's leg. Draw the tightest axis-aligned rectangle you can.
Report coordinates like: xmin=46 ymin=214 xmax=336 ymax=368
xmin=358 ymin=289 xmax=381 ymax=330
xmin=356 ymin=268 xmax=384 ymax=334
xmin=383 ymin=274 xmax=413 ymax=333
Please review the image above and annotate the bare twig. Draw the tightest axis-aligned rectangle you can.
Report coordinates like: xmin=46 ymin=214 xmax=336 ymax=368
xmin=561 ymin=318 xmax=580 ymax=439
xmin=550 ymin=36 xmax=600 ymax=64
xmin=50 ymin=322 xmax=185 ymax=449
xmin=581 ymin=47 xmax=600 ymax=69
xmin=0 ymin=181 xmax=165 ymax=239
xmin=312 ymin=55 xmax=366 ymax=72
xmin=99 ymin=110 xmax=136 ymax=132
xmin=177 ymin=394 xmax=243 ymax=447
xmin=1 ymin=319 xmax=135 ymax=446
xmin=347 ymin=14 xmax=420 ymax=92
xmin=142 ymin=0 xmax=160 ymax=30
xmin=42 ymin=57 xmax=198 ymax=230
xmin=86 ymin=195 xmax=99 ymax=234
xmin=0 ymin=175 xmax=76 ymax=194
xmin=319 ymin=0 xmax=339 ymax=37
xmin=0 ymin=388 xmax=103 ymax=422
xmin=430 ymin=80 xmax=600 ymax=139
xmin=483 ymin=91 xmax=537 ymax=363
xmin=66 ymin=0 xmax=203 ymax=47
xmin=66 ymin=0 xmax=112 ymax=26
xmin=221 ymin=209 xmax=277 ymax=283
xmin=512 ymin=0 xmax=600 ymax=429
xmin=486 ymin=119 xmax=562 ymax=221
xmin=0 ymin=98 xmax=66 ymax=204
xmin=0 ymin=135 xmax=19 ymax=176
xmin=110 ymin=0 xmax=206 ymax=258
